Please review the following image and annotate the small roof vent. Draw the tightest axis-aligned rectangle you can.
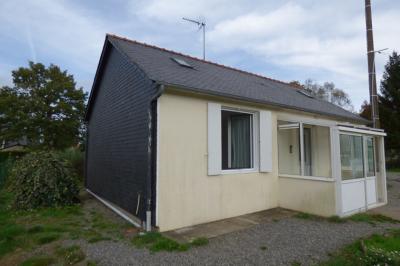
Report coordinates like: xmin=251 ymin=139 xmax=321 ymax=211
xmin=297 ymin=90 xmax=314 ymax=98
xmin=171 ymin=57 xmax=193 ymax=68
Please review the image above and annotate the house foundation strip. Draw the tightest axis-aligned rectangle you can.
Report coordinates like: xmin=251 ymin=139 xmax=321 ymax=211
xmin=86 ymin=189 xmax=142 ymax=228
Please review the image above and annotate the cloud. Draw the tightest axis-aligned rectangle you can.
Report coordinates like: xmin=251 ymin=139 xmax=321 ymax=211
xmin=207 ymin=2 xmax=365 ymax=77
xmin=204 ymin=1 xmax=400 ymax=108
xmin=0 ymin=0 xmax=399 ymax=109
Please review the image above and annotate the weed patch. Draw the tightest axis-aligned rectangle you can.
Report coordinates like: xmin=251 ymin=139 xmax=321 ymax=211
xmin=320 ymin=229 xmax=400 ymax=265
xmin=191 ymin=237 xmax=209 ymax=246
xmin=294 ymin=212 xmax=320 ymax=220
xmin=132 ymin=232 xmax=190 ymax=252
xmin=34 ymin=233 xmax=60 ymax=245
xmin=55 ymin=245 xmax=86 ymax=265
xmin=348 ymin=213 xmax=398 ymax=224
xmin=327 ymin=216 xmax=346 ymax=223
xmin=295 ymin=211 xmax=398 ymax=225
xmin=19 ymin=256 xmax=55 ymax=266
xmin=88 ymin=236 xmax=111 ymax=243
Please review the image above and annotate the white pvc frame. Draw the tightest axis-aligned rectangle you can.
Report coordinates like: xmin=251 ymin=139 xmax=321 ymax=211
xmin=220 ymin=106 xmax=259 ymax=174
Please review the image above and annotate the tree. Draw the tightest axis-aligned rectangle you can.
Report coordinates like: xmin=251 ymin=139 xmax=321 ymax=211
xmin=292 ymin=79 xmax=354 ymax=112
xmin=0 ymin=62 xmax=87 ymax=150
xmin=379 ymin=51 xmax=400 ymax=155
xmin=359 ymin=100 xmax=371 ymax=121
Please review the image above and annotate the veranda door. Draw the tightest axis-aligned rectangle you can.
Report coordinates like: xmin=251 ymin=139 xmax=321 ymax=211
xmin=340 ymin=134 xmax=377 ymax=214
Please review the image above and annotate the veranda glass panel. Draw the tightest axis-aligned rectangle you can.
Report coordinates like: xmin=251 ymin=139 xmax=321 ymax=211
xmin=340 ymin=134 xmax=364 ymax=180
xmin=278 ymin=121 xmax=301 ymax=175
xmin=303 ymin=124 xmax=331 ymax=177
xmin=366 ymin=137 xmax=375 ymax=177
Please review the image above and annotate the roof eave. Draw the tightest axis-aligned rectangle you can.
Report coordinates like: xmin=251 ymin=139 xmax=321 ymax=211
xmin=158 ymin=81 xmax=368 ymax=124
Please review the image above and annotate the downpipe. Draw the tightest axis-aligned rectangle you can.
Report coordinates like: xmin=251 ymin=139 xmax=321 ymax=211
xmin=145 ymin=83 xmax=164 ymax=232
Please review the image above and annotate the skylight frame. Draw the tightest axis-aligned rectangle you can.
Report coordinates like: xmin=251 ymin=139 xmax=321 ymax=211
xmin=171 ymin=57 xmax=194 ymax=68
xmin=297 ymin=90 xmax=314 ymax=98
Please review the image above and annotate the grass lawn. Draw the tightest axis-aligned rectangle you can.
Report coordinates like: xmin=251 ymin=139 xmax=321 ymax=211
xmin=0 ymin=189 xmax=210 ymax=265
xmin=388 ymin=168 xmax=400 ymax=173
xmin=320 ymin=229 xmax=400 ymax=265
xmin=0 ymin=190 xmax=132 ymax=265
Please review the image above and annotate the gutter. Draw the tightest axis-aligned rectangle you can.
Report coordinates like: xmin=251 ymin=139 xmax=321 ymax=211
xmin=145 ymin=83 xmax=164 ymax=231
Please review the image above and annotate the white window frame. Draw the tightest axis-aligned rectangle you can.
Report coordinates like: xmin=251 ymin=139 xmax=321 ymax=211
xmin=221 ymin=106 xmax=259 ymax=174
xmin=278 ymin=119 xmax=334 ymax=180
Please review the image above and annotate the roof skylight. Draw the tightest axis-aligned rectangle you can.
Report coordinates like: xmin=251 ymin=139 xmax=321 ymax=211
xmin=297 ymin=90 xmax=314 ymax=98
xmin=171 ymin=57 xmax=193 ymax=68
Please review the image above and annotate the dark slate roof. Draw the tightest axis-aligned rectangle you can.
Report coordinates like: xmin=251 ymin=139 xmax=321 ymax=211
xmin=104 ymin=34 xmax=367 ymax=123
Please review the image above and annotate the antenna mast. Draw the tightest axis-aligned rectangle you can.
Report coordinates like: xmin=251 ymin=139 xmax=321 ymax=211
xmin=183 ymin=17 xmax=206 ymax=60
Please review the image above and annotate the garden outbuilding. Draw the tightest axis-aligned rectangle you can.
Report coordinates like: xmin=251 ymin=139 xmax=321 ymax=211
xmin=85 ymin=34 xmax=388 ymax=232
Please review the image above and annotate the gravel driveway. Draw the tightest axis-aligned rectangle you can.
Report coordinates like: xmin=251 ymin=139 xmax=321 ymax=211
xmin=80 ymin=172 xmax=400 ymax=266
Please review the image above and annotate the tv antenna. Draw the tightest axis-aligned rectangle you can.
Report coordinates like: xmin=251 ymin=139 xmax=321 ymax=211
xmin=183 ymin=17 xmax=206 ymax=60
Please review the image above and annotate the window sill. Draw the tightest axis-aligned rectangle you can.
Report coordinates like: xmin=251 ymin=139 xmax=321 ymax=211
xmin=221 ymin=168 xmax=259 ymax=175
xmin=279 ymin=174 xmax=335 ymax=182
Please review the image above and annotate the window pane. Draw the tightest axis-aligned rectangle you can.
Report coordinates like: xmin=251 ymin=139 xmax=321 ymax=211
xmin=366 ymin=137 xmax=375 ymax=176
xmin=303 ymin=124 xmax=331 ymax=177
xmin=340 ymin=135 xmax=364 ymax=180
xmin=221 ymin=110 xmax=252 ymax=170
xmin=278 ymin=121 xmax=301 ymax=175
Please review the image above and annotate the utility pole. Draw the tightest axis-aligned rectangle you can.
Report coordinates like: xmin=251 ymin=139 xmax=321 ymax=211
xmin=365 ymin=0 xmax=380 ymax=128
xmin=183 ymin=17 xmax=206 ymax=60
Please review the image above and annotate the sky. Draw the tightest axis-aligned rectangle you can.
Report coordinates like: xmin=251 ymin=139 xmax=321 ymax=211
xmin=0 ymin=0 xmax=399 ymax=111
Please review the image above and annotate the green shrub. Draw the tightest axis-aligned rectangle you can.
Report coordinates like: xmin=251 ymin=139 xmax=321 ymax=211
xmin=56 ymin=148 xmax=84 ymax=179
xmin=0 ymin=151 xmax=26 ymax=188
xmin=8 ymin=151 xmax=79 ymax=209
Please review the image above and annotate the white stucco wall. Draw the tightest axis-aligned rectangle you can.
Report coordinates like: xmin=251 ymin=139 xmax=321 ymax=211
xmin=278 ymin=177 xmax=337 ymax=216
xmin=157 ymin=92 xmax=279 ymax=231
xmin=156 ymin=90 xmax=340 ymax=231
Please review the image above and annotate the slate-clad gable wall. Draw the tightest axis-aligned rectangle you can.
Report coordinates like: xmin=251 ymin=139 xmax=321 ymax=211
xmin=86 ymin=44 xmax=155 ymax=221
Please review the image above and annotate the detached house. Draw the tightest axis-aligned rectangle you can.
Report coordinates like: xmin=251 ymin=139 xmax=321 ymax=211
xmin=85 ymin=34 xmax=388 ymax=232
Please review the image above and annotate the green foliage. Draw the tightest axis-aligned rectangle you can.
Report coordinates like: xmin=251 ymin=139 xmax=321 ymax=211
xmin=348 ymin=213 xmax=398 ymax=224
xmin=55 ymin=245 xmax=86 ymax=265
xmin=295 ymin=212 xmax=398 ymax=225
xmin=0 ymin=189 xmax=132 ymax=261
xmin=294 ymin=212 xmax=320 ymax=220
xmin=34 ymin=233 xmax=61 ymax=244
xmin=0 ymin=61 xmax=87 ymax=150
xmin=320 ymin=230 xmax=400 ymax=266
xmin=0 ymin=151 xmax=26 ymax=189
xmin=55 ymin=148 xmax=84 ymax=179
xmin=388 ymin=167 xmax=400 ymax=173
xmin=379 ymin=51 xmax=400 ymax=163
xmin=327 ymin=216 xmax=346 ymax=223
xmin=19 ymin=256 xmax=55 ymax=266
xmin=191 ymin=237 xmax=209 ymax=246
xmin=8 ymin=151 xmax=79 ymax=209
xmin=132 ymin=232 xmax=190 ymax=252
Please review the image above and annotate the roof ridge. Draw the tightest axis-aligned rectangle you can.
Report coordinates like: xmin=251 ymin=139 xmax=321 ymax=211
xmin=106 ymin=33 xmax=296 ymax=88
